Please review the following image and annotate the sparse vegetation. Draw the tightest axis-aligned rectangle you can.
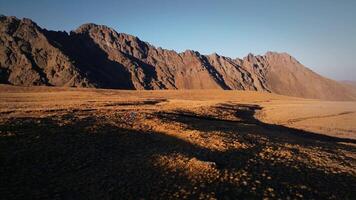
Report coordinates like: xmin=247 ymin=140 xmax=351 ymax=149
xmin=0 ymin=85 xmax=355 ymax=199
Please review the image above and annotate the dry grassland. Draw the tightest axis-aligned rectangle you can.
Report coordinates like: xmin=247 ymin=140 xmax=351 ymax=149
xmin=0 ymin=85 xmax=355 ymax=199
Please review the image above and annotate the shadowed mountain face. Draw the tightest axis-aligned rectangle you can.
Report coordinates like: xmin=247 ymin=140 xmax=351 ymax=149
xmin=0 ymin=16 xmax=354 ymax=100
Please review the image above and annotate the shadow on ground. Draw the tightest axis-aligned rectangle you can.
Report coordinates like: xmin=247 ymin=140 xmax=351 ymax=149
xmin=0 ymin=104 xmax=355 ymax=199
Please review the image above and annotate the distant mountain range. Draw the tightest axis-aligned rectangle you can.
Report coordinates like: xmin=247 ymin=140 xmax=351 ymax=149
xmin=1 ymin=15 xmax=355 ymax=100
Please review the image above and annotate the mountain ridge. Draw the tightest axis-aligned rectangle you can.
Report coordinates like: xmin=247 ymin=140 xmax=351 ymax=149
xmin=0 ymin=15 xmax=355 ymax=100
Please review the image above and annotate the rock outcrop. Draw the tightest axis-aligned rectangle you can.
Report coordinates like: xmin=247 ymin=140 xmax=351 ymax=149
xmin=0 ymin=16 xmax=90 ymax=87
xmin=0 ymin=16 xmax=354 ymax=100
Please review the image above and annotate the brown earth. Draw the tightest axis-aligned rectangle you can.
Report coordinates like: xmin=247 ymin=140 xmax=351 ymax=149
xmin=341 ymin=81 xmax=356 ymax=87
xmin=0 ymin=85 xmax=355 ymax=199
xmin=1 ymin=15 xmax=355 ymax=100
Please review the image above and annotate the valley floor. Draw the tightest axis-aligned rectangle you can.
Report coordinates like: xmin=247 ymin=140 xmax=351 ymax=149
xmin=0 ymin=85 xmax=355 ymax=199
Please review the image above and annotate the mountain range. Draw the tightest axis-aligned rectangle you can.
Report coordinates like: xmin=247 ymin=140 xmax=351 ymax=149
xmin=0 ymin=15 xmax=355 ymax=100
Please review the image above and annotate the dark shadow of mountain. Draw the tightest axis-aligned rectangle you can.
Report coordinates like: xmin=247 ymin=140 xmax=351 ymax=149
xmin=43 ymin=30 xmax=135 ymax=89
xmin=157 ymin=103 xmax=356 ymax=145
xmin=200 ymin=55 xmax=231 ymax=90
xmin=0 ymin=106 xmax=355 ymax=199
xmin=120 ymin=52 xmax=166 ymax=89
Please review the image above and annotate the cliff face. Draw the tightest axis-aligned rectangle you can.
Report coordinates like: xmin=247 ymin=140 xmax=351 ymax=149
xmin=0 ymin=16 xmax=354 ymax=100
xmin=0 ymin=16 xmax=90 ymax=87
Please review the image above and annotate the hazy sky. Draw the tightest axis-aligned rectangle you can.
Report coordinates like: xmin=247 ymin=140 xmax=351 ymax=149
xmin=1 ymin=0 xmax=355 ymax=81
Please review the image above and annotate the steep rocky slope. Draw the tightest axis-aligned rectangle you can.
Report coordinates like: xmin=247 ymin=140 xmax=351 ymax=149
xmin=0 ymin=16 xmax=90 ymax=87
xmin=0 ymin=15 xmax=354 ymax=100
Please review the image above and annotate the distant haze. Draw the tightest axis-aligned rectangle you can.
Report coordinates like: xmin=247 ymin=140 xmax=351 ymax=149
xmin=1 ymin=0 xmax=355 ymax=81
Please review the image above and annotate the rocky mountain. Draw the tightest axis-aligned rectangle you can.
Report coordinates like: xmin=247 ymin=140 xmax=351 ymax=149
xmin=0 ymin=15 xmax=355 ymax=100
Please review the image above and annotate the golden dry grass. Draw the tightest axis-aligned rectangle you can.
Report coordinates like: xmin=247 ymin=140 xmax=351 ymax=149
xmin=0 ymin=85 xmax=355 ymax=199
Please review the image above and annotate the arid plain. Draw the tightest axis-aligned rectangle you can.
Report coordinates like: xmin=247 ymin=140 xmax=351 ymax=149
xmin=0 ymin=84 xmax=355 ymax=199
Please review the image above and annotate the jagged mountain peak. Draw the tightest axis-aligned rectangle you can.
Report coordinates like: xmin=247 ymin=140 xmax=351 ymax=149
xmin=0 ymin=15 xmax=355 ymax=100
xmin=74 ymin=23 xmax=117 ymax=34
xmin=265 ymin=51 xmax=290 ymax=56
xmin=243 ymin=53 xmax=257 ymax=62
xmin=0 ymin=16 xmax=40 ymax=35
xmin=264 ymin=51 xmax=294 ymax=61
xmin=208 ymin=52 xmax=221 ymax=58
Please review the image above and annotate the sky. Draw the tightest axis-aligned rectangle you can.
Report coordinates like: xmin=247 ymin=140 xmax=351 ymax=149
xmin=1 ymin=0 xmax=355 ymax=81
